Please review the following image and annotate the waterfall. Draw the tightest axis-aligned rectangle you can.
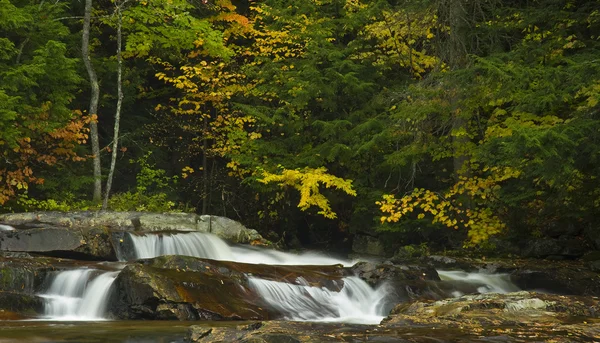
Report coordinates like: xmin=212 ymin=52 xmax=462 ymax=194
xmin=39 ymin=269 xmax=118 ymax=321
xmin=127 ymin=231 xmax=352 ymax=266
xmin=248 ymin=276 xmax=390 ymax=324
xmin=437 ymin=270 xmax=520 ymax=296
xmin=126 ymin=231 xmax=387 ymax=324
xmin=128 ymin=231 xmax=235 ymax=261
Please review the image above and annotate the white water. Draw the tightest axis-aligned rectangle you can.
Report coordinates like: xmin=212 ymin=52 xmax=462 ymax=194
xmin=0 ymin=224 xmax=15 ymax=231
xmin=127 ymin=231 xmax=389 ymax=324
xmin=437 ymin=270 xmax=520 ymax=296
xmin=40 ymin=269 xmax=119 ymax=321
xmin=249 ymin=276 xmax=389 ymax=324
xmin=128 ymin=231 xmax=352 ymax=266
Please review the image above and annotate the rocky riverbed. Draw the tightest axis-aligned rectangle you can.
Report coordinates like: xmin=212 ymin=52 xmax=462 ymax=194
xmin=0 ymin=211 xmax=599 ymax=342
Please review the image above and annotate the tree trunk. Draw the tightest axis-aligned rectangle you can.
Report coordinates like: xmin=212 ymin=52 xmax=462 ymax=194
xmin=103 ymin=1 xmax=124 ymax=210
xmin=202 ymin=115 xmax=208 ymax=215
xmin=82 ymin=0 xmax=102 ymax=202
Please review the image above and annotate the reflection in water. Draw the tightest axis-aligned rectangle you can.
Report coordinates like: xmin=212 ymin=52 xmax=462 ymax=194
xmin=0 ymin=321 xmax=191 ymax=343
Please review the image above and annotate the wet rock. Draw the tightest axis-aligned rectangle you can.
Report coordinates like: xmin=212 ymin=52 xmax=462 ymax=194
xmin=510 ymin=267 xmax=600 ymax=295
xmin=187 ymin=322 xmax=354 ymax=343
xmin=107 ymin=255 xmax=348 ymax=320
xmin=352 ymin=234 xmax=385 ymax=256
xmin=351 ymin=261 xmax=439 ymax=286
xmin=0 ymin=256 xmax=55 ymax=294
xmin=351 ymin=261 xmax=444 ymax=311
xmin=107 ymin=262 xmax=265 ymax=320
xmin=0 ymin=291 xmax=43 ymax=318
xmin=141 ymin=255 xmax=346 ymax=290
xmin=187 ymin=315 xmax=600 ymax=343
xmin=198 ymin=215 xmax=263 ymax=244
xmin=385 ymin=291 xmax=600 ymax=326
xmin=424 ymin=255 xmax=600 ymax=296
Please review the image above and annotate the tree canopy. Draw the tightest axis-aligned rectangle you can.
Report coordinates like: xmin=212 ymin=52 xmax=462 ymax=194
xmin=2 ymin=0 xmax=599 ymax=252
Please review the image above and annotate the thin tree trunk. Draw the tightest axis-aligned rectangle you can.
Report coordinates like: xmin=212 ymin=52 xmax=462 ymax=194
xmin=202 ymin=115 xmax=208 ymax=215
xmin=82 ymin=0 xmax=102 ymax=202
xmin=103 ymin=1 xmax=124 ymax=210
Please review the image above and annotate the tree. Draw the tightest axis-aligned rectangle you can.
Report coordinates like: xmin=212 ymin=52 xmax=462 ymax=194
xmin=103 ymin=0 xmax=127 ymax=210
xmin=82 ymin=0 xmax=102 ymax=202
xmin=0 ymin=0 xmax=88 ymax=205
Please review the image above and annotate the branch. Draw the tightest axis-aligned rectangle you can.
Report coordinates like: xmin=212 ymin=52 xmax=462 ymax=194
xmin=53 ymin=15 xmax=111 ymax=22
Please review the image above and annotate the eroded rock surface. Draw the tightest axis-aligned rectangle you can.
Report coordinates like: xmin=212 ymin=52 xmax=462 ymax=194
xmin=0 ymin=211 xmax=266 ymax=260
xmin=107 ymin=255 xmax=347 ymax=320
xmin=187 ymin=292 xmax=600 ymax=343
xmin=425 ymin=255 xmax=600 ymax=296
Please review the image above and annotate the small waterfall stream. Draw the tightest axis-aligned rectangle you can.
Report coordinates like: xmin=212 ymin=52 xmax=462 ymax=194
xmin=127 ymin=231 xmax=352 ymax=266
xmin=249 ymin=276 xmax=390 ymax=324
xmin=125 ymin=231 xmax=390 ymax=323
xmin=35 ymin=230 xmax=523 ymax=323
xmin=39 ymin=269 xmax=119 ymax=321
xmin=437 ymin=270 xmax=521 ymax=296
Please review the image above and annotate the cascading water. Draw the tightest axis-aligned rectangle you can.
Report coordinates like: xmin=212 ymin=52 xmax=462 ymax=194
xmin=437 ymin=270 xmax=520 ymax=297
xmin=127 ymin=231 xmax=352 ymax=266
xmin=0 ymin=224 xmax=15 ymax=231
xmin=126 ymin=231 xmax=389 ymax=324
xmin=248 ymin=276 xmax=390 ymax=324
xmin=128 ymin=231 xmax=235 ymax=261
xmin=39 ymin=269 xmax=119 ymax=321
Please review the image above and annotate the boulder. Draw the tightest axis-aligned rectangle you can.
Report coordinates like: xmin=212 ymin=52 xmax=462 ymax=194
xmin=386 ymin=291 xmax=600 ymax=325
xmin=187 ymin=306 xmax=600 ymax=343
xmin=510 ymin=267 xmax=600 ymax=296
xmin=0 ymin=226 xmax=117 ymax=261
xmin=0 ymin=291 xmax=43 ymax=319
xmin=423 ymin=255 xmax=600 ymax=296
xmin=0 ymin=211 xmax=266 ymax=245
xmin=135 ymin=212 xmax=200 ymax=231
xmin=198 ymin=215 xmax=263 ymax=244
xmin=0 ymin=255 xmax=57 ymax=294
xmin=107 ymin=255 xmax=347 ymax=320
xmin=107 ymin=263 xmax=264 ymax=320
xmin=381 ymin=291 xmax=600 ymax=342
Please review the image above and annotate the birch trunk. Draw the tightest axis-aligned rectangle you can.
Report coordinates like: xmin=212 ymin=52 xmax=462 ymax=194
xmin=82 ymin=0 xmax=102 ymax=202
xmin=103 ymin=1 xmax=124 ymax=210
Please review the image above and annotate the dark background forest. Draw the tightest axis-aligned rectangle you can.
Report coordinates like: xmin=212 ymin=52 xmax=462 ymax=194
xmin=2 ymin=0 xmax=600 ymax=257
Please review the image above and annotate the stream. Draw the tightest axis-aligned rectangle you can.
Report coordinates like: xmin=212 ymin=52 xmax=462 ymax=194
xmin=1 ymin=213 xmax=598 ymax=342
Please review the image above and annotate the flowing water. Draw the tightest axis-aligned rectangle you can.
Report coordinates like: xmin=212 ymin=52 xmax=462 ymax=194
xmin=437 ymin=270 xmax=521 ymax=297
xmin=0 ymin=224 xmax=14 ymax=231
xmin=124 ymin=231 xmax=390 ymax=323
xmin=127 ymin=231 xmax=353 ymax=266
xmin=39 ymin=269 xmax=119 ymax=321
xmin=249 ymin=276 xmax=390 ymax=324
xmin=34 ymin=230 xmax=523 ymax=324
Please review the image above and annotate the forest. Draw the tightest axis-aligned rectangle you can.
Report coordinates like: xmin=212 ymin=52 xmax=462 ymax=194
xmin=1 ymin=0 xmax=599 ymax=256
